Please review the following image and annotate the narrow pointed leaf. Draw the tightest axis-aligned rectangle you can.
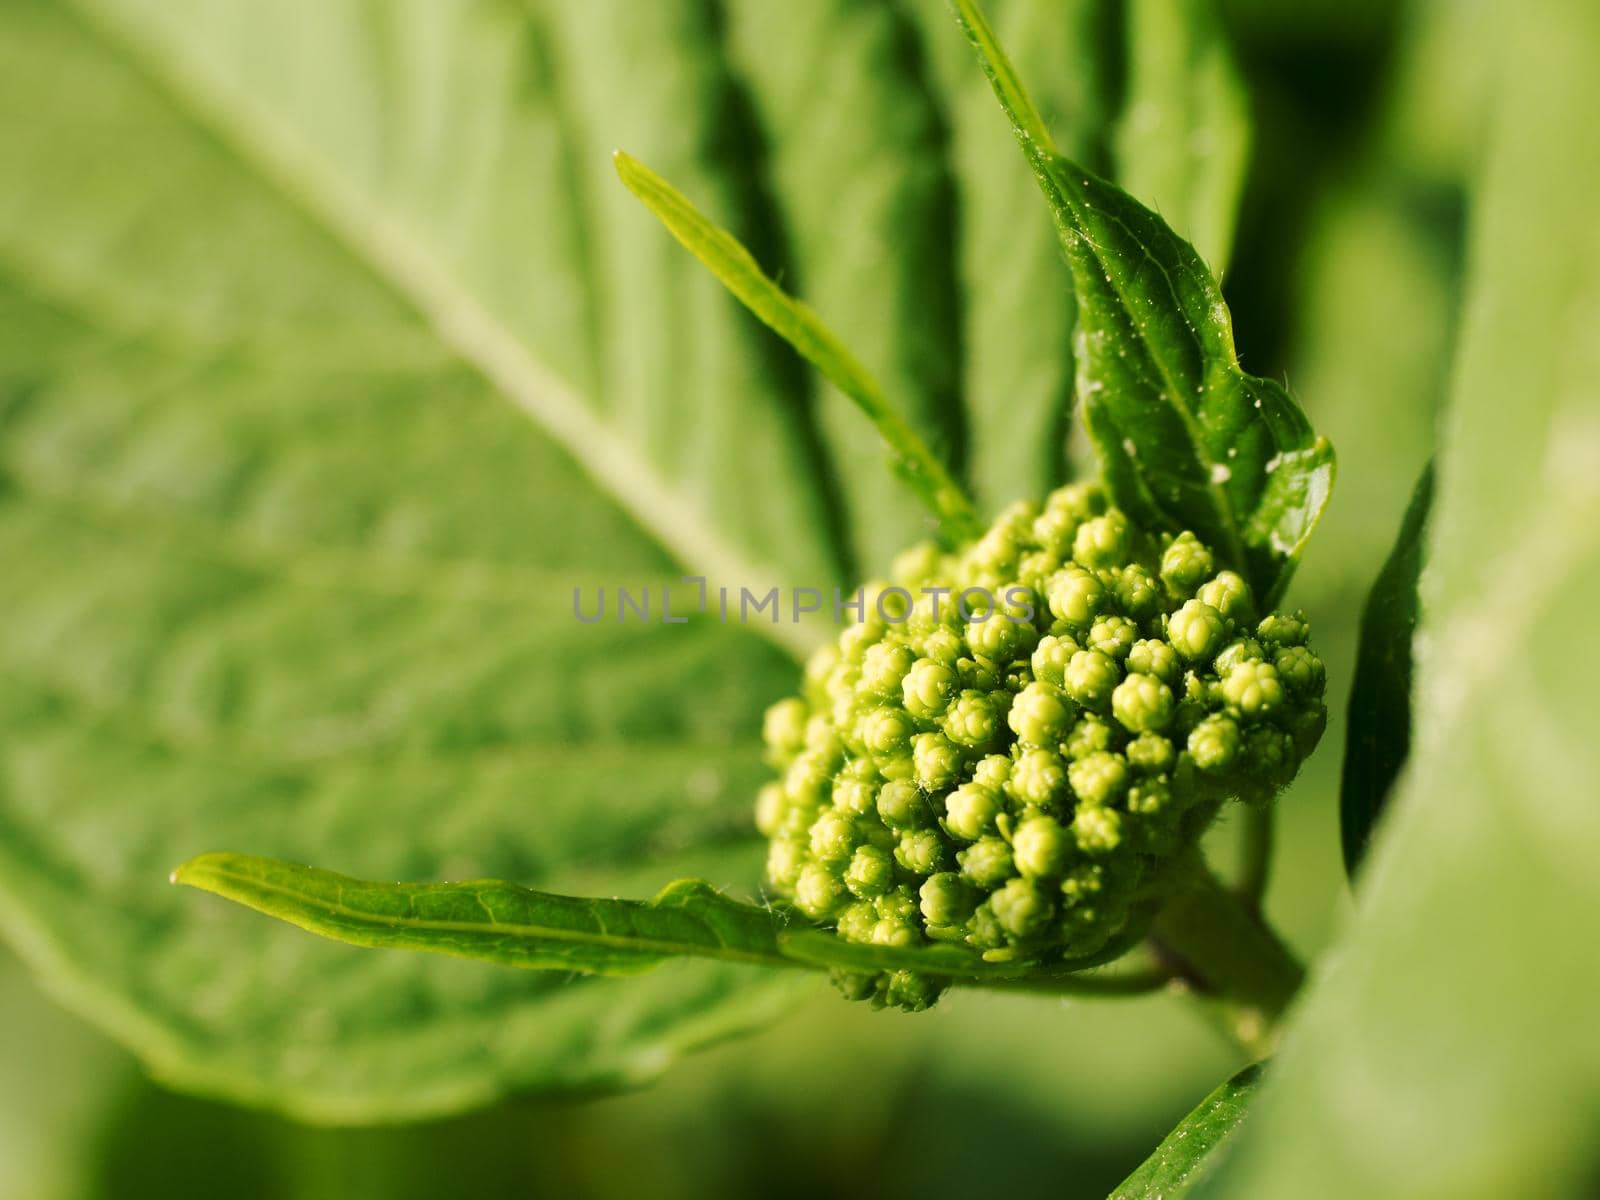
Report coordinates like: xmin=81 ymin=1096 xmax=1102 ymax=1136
xmin=1341 ymin=462 xmax=1433 ymax=876
xmin=951 ymin=0 xmax=1333 ymax=606
xmin=614 ymin=150 xmax=980 ymax=540
xmin=175 ymin=854 xmax=797 ymax=975
xmin=1111 ymin=1063 xmax=1263 ymax=1199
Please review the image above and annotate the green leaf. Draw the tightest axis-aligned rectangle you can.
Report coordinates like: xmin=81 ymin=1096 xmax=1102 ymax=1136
xmin=0 ymin=0 xmax=1260 ymax=1121
xmin=1113 ymin=0 xmax=1251 ymax=274
xmin=174 ymin=855 xmax=796 ymax=974
xmin=1340 ymin=461 xmax=1432 ymax=876
xmin=0 ymin=0 xmax=831 ymax=1121
xmin=1111 ymin=1063 xmax=1263 ymax=1199
xmin=613 ymin=151 xmax=980 ymax=541
xmin=1194 ymin=2 xmax=1600 ymax=1195
xmin=952 ymin=0 xmax=1334 ymax=607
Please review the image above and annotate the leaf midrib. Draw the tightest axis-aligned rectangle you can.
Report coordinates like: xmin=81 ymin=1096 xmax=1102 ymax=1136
xmin=57 ymin=0 xmax=821 ymax=660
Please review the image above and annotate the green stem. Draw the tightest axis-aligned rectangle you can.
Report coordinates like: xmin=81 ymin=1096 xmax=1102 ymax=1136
xmin=1149 ymin=850 xmax=1305 ymax=1058
xmin=1235 ymin=806 xmax=1274 ymax=914
xmin=967 ymin=962 xmax=1171 ymax=998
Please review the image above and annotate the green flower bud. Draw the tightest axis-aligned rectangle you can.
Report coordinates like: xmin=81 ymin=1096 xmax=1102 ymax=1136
xmin=835 ymin=901 xmax=877 ymax=944
xmin=1168 ymin=599 xmax=1227 ymax=662
xmin=919 ymin=872 xmax=978 ymax=927
xmin=1197 ymin=570 xmax=1254 ymax=625
xmin=1073 ymin=510 xmax=1130 ymax=567
xmin=1007 ymin=681 xmax=1072 ymax=747
xmin=858 ymin=642 xmax=916 ymax=699
xmin=967 ymin=608 xmax=1032 ymax=662
xmin=1213 ymin=638 xmax=1265 ymax=676
xmin=808 ymin=810 xmax=855 ymax=864
xmin=860 ymin=707 xmax=913 ymax=758
xmin=891 ymin=540 xmax=943 ymax=587
xmin=943 ymin=691 xmax=1001 ymax=748
xmin=762 ymin=697 xmax=809 ymax=762
xmin=1069 ymin=750 xmax=1129 ymax=807
xmin=1031 ymin=507 xmax=1078 ymax=557
xmin=911 ymin=732 xmax=963 ymax=790
xmin=1012 ymin=815 xmax=1069 ymax=878
xmin=844 ymin=844 xmax=895 ymax=898
xmin=923 ymin=627 xmax=963 ymax=666
xmin=1046 ymin=565 xmax=1106 ymax=628
xmin=901 ymin=658 xmax=957 ymax=718
xmin=991 ymin=877 xmax=1056 ymax=938
xmin=1274 ymin=645 xmax=1326 ymax=696
xmin=783 ymin=752 xmax=831 ymax=806
xmin=1126 ymin=638 xmax=1180 ymax=683
xmin=1111 ymin=673 xmax=1175 ymax=733
xmin=754 ymin=782 xmax=787 ymax=838
xmin=831 ymin=968 xmax=877 ymax=1000
xmin=1126 ymin=775 xmax=1174 ymax=815
xmin=958 ymin=836 xmax=1015 ymax=888
xmin=943 ymin=782 xmax=1002 ymax=842
xmin=1188 ymin=715 xmax=1241 ymax=771
xmin=1160 ymin=532 xmax=1214 ymax=596
xmin=1007 ymin=748 xmax=1067 ymax=807
xmin=1064 ymin=713 xmax=1114 ymax=760
xmin=830 ymin=777 xmax=875 ymax=817
xmin=1257 ymin=611 xmax=1310 ymax=647
xmin=1030 ymin=634 xmax=1078 ymax=688
xmin=1072 ymin=805 xmax=1123 ymax=855
xmin=876 ymin=778 xmax=929 ymax=830
xmin=1115 ymin=564 xmax=1161 ymax=618
xmin=895 ymin=828 xmax=949 ymax=875
xmin=1088 ymin=615 xmax=1140 ymax=660
xmin=1064 ymin=649 xmax=1121 ymax=708
xmin=973 ymin=754 xmax=1012 ymax=791
xmin=795 ymin=863 xmax=846 ymax=918
xmin=1220 ymin=660 xmax=1285 ymax=718
xmin=871 ymin=918 xmax=918 ymax=948
xmin=1125 ymin=731 xmax=1176 ymax=774
xmin=880 ymin=970 xmax=944 ymax=1012
xmin=876 ymin=888 xmax=919 ymax=925
xmin=766 ymin=836 xmax=806 ymax=888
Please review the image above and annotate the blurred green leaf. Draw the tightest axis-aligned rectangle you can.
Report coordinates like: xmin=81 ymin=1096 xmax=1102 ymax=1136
xmin=0 ymin=0 xmax=1258 ymax=1122
xmin=953 ymin=0 xmax=1333 ymax=609
xmin=1340 ymin=461 xmax=1431 ymax=876
xmin=1114 ymin=0 xmax=1251 ymax=274
xmin=1195 ymin=2 xmax=1600 ymax=1195
xmin=1111 ymin=1063 xmax=1262 ymax=1199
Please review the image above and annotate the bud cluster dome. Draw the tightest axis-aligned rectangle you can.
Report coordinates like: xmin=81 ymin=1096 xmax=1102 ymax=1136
xmin=758 ymin=484 xmax=1326 ymax=1009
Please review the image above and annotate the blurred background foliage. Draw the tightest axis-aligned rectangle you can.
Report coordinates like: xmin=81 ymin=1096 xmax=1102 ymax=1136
xmin=0 ymin=0 xmax=1478 ymax=1196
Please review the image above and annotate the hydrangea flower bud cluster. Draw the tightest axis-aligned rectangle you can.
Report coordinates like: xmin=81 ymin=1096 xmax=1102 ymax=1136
xmin=757 ymin=484 xmax=1326 ymax=1010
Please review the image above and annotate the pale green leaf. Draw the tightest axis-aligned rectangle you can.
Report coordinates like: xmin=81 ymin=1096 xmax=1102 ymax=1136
xmin=0 ymin=0 xmax=1261 ymax=1122
xmin=1195 ymin=3 xmax=1600 ymax=1195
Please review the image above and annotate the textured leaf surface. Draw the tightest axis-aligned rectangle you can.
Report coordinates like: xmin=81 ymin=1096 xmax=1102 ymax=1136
xmin=954 ymin=0 xmax=1332 ymax=607
xmin=1110 ymin=1063 xmax=1262 ymax=1199
xmin=1196 ymin=3 xmax=1600 ymax=1195
xmin=0 ymin=0 xmax=1255 ymax=1119
xmin=1340 ymin=462 xmax=1432 ymax=876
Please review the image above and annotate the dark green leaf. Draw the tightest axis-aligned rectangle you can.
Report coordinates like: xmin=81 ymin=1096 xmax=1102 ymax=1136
xmin=952 ymin=0 xmax=1334 ymax=606
xmin=1111 ymin=1063 xmax=1263 ymax=1199
xmin=1340 ymin=461 xmax=1433 ymax=876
